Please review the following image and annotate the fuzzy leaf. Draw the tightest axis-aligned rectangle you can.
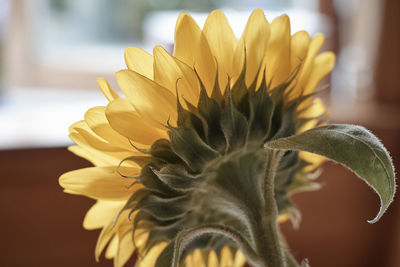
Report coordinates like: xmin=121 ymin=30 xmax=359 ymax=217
xmin=266 ymin=124 xmax=396 ymax=223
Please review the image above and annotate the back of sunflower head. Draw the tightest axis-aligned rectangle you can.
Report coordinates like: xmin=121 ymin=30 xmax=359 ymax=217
xmin=60 ymin=9 xmax=396 ymax=267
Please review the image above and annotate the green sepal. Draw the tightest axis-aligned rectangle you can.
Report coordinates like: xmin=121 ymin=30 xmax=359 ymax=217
xmin=139 ymin=165 xmax=181 ymax=196
xmin=248 ymin=79 xmax=275 ymax=143
xmin=150 ymin=139 xmax=182 ymax=164
xmin=197 ymin=84 xmax=225 ymax=152
xmin=135 ymin=194 xmax=190 ymax=221
xmin=168 ymin=127 xmax=219 ymax=172
xmin=176 ymin=98 xmax=205 ymax=140
xmin=153 ymin=164 xmax=202 ymax=193
xmin=220 ymin=93 xmax=249 ymax=152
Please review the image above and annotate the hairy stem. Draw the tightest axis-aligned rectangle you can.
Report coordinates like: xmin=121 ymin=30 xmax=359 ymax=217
xmin=254 ymin=149 xmax=287 ymax=267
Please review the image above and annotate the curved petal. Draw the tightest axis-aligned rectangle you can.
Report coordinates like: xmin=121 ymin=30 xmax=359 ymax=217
xmin=265 ymin=15 xmax=291 ymax=88
xmin=59 ymin=166 xmax=141 ymax=200
xmin=174 ymin=13 xmax=216 ymax=95
xmin=219 ymin=246 xmax=233 ymax=267
xmin=116 ymin=69 xmax=177 ymax=127
xmin=153 ymin=45 xmax=199 ymax=105
xmin=298 ymin=97 xmax=327 ymax=119
xmin=191 ymin=249 xmax=206 ymax=266
xmin=298 ymin=34 xmax=325 ymax=87
xmin=114 ymin=226 xmax=135 ymax=267
xmin=68 ymin=134 xmax=136 ymax=167
xmin=83 ymin=200 xmax=125 ymax=230
xmin=207 ymin=250 xmax=219 ymax=266
xmin=68 ymin=145 xmax=109 ymax=166
xmin=238 ymin=9 xmax=270 ymax=85
xmin=124 ymin=47 xmax=154 ymax=79
xmin=105 ymin=235 xmax=119 ymax=259
xmin=233 ymin=250 xmax=246 ymax=267
xmin=173 ymin=56 xmax=201 ymax=104
xmin=289 ymin=33 xmax=325 ymax=99
xmin=70 ymin=120 xmax=122 ymax=152
xmin=84 ymin=106 xmax=133 ymax=150
xmin=304 ymin=51 xmax=335 ymax=94
xmin=203 ymin=10 xmax=237 ymax=89
xmin=299 ymin=151 xmax=326 ymax=172
xmin=106 ymin=97 xmax=168 ymax=146
xmin=95 ymin=209 xmax=132 ymax=261
xmin=290 ymin=31 xmax=310 ymax=72
xmin=97 ymin=78 xmax=119 ymax=102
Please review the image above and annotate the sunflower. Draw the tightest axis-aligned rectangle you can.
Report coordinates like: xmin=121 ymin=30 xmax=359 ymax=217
xmin=60 ymin=8 xmax=395 ymax=267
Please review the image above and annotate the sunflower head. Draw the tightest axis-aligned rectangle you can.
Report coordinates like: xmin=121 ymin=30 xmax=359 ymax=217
xmin=60 ymin=8 xmax=395 ymax=267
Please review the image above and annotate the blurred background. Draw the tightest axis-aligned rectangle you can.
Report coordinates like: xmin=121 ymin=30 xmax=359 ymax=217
xmin=0 ymin=0 xmax=399 ymax=266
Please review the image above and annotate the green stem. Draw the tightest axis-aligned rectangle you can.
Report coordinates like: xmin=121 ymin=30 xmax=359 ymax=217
xmin=254 ymin=149 xmax=287 ymax=267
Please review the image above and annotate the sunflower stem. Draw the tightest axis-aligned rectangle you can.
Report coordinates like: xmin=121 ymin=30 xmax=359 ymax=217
xmin=254 ymin=149 xmax=287 ymax=267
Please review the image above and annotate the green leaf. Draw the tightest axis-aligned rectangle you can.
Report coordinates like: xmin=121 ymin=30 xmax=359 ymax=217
xmin=266 ymin=124 xmax=396 ymax=223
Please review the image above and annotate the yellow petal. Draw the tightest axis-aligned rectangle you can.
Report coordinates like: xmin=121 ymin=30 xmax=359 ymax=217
xmin=105 ymin=235 xmax=119 ymax=259
xmin=265 ymin=15 xmax=291 ymax=88
xmin=289 ymin=33 xmax=325 ymax=99
xmin=233 ymin=250 xmax=246 ymax=267
xmin=97 ymin=78 xmax=119 ymax=102
xmin=302 ymin=34 xmax=325 ymax=76
xmin=174 ymin=13 xmax=216 ymax=95
xmin=290 ymin=31 xmax=310 ymax=72
xmin=173 ymin=56 xmax=201 ymax=104
xmin=83 ymin=200 xmax=125 ymax=230
xmin=136 ymin=242 xmax=168 ymax=267
xmin=116 ymin=69 xmax=177 ymax=127
xmin=68 ymin=134 xmax=135 ymax=167
xmin=70 ymin=120 xmax=122 ymax=152
xmin=298 ymin=97 xmax=327 ymax=119
xmin=299 ymin=151 xmax=326 ymax=171
xmin=192 ymin=249 xmax=206 ymax=267
xmin=106 ymin=97 xmax=168 ymax=146
xmin=97 ymin=224 xmax=116 ymax=261
xmin=298 ymin=34 xmax=325 ymax=86
xmin=68 ymin=145 xmax=107 ymax=166
xmin=84 ymin=106 xmax=133 ymax=150
xmin=133 ymin=227 xmax=149 ymax=250
xmin=278 ymin=214 xmax=289 ymax=223
xmin=304 ymin=51 xmax=335 ymax=95
xmin=184 ymin=254 xmax=194 ymax=267
xmin=239 ymin=9 xmax=270 ymax=85
xmin=232 ymin=39 xmax=245 ymax=86
xmin=298 ymin=118 xmax=318 ymax=134
xmin=207 ymin=250 xmax=219 ymax=266
xmin=95 ymin=209 xmax=132 ymax=261
xmin=115 ymin=228 xmax=135 ymax=267
xmin=220 ymin=246 xmax=233 ymax=267
xmin=153 ymin=45 xmax=199 ymax=105
xmin=124 ymin=47 xmax=154 ymax=79
xmin=59 ymin=166 xmax=140 ymax=200
xmin=203 ymin=10 xmax=237 ymax=89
